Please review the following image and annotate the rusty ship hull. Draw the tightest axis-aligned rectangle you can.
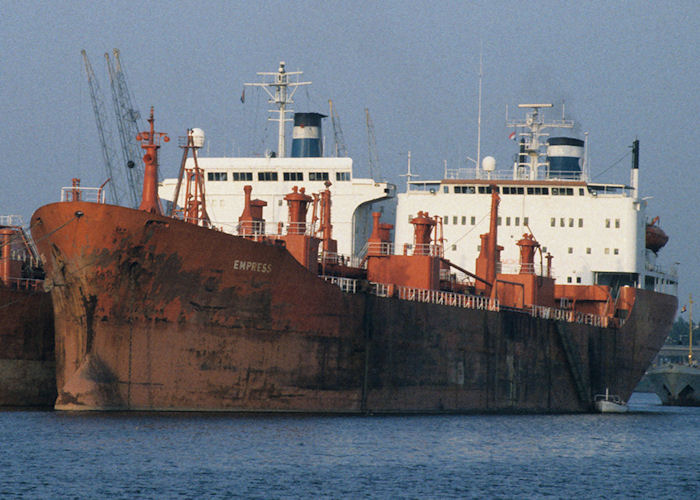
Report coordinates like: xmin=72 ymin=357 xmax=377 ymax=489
xmin=31 ymin=201 xmax=676 ymax=412
xmin=0 ymin=286 xmax=56 ymax=407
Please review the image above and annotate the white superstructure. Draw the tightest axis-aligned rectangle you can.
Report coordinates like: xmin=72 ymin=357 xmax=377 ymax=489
xmin=160 ymin=156 xmax=394 ymax=256
xmin=394 ymin=104 xmax=677 ymax=295
xmin=158 ymin=62 xmax=395 ymax=257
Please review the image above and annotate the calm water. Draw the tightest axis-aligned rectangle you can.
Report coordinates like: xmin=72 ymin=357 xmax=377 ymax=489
xmin=1 ymin=393 xmax=698 ymax=499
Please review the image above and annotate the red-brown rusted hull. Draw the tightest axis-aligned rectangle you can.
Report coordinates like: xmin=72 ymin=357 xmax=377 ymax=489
xmin=31 ymin=202 xmax=677 ymax=412
xmin=0 ymin=286 xmax=56 ymax=406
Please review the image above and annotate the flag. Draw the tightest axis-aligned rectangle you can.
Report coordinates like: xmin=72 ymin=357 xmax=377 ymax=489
xmin=508 ymin=131 xmax=516 ymax=140
xmin=240 ymin=88 xmax=245 ymax=103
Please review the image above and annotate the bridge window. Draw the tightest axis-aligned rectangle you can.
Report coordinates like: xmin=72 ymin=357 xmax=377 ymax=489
xmin=284 ymin=172 xmax=303 ymax=181
xmin=258 ymin=172 xmax=278 ymax=181
xmin=232 ymin=172 xmax=253 ymax=181
xmin=207 ymin=172 xmax=227 ymax=181
xmin=309 ymin=172 xmax=329 ymax=181
xmin=336 ymin=172 xmax=351 ymax=181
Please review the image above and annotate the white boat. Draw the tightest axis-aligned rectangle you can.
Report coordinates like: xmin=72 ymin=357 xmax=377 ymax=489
xmin=594 ymin=389 xmax=628 ymax=413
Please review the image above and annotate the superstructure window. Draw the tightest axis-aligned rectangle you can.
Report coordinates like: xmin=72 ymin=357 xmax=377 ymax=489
xmin=615 ymin=219 xmax=620 ymax=228
xmin=207 ymin=172 xmax=228 ymax=181
xmin=455 ymin=186 xmax=476 ymax=194
xmin=232 ymin=172 xmax=253 ymax=181
xmin=478 ymin=186 xmax=492 ymax=194
xmin=258 ymin=172 xmax=278 ymax=181
xmin=471 ymin=216 xmax=476 ymax=225
xmin=283 ymin=172 xmax=303 ymax=181
xmin=503 ymin=187 xmax=524 ymax=195
xmin=461 ymin=216 xmax=466 ymax=225
xmin=515 ymin=217 xmax=520 ymax=226
xmin=578 ymin=218 xmax=583 ymax=228
xmin=443 ymin=186 xmax=449 ymax=193
xmin=309 ymin=172 xmax=329 ymax=181
xmin=523 ymin=217 xmax=529 ymax=226
xmin=336 ymin=172 xmax=351 ymax=181
xmin=551 ymin=218 xmax=556 ymax=227
xmin=605 ymin=219 xmax=611 ymax=228
xmin=452 ymin=216 xmax=458 ymax=225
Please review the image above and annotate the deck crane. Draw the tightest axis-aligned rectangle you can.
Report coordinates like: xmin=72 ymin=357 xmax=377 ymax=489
xmin=106 ymin=49 xmax=144 ymax=208
xmin=81 ymin=49 xmax=123 ymax=205
xmin=328 ymin=99 xmax=348 ymax=157
xmin=365 ymin=108 xmax=381 ymax=180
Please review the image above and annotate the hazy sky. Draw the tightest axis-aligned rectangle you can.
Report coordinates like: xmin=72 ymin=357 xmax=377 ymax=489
xmin=2 ymin=0 xmax=698 ymax=307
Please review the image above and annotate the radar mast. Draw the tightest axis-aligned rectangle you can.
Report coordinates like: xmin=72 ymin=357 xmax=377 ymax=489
xmin=245 ymin=62 xmax=311 ymax=158
xmin=506 ymin=104 xmax=574 ymax=180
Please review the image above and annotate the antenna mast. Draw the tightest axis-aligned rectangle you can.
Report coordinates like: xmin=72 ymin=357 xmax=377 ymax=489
xmin=476 ymin=44 xmax=483 ymax=176
xmin=245 ymin=61 xmax=310 ymax=158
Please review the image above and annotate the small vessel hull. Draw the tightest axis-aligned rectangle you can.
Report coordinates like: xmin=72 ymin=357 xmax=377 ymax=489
xmin=31 ymin=202 xmax=677 ymax=413
xmin=0 ymin=286 xmax=56 ymax=407
xmin=646 ymin=363 xmax=700 ymax=406
xmin=594 ymin=400 xmax=628 ymax=413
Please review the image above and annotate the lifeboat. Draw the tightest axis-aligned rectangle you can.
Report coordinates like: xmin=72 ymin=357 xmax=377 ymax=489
xmin=646 ymin=216 xmax=669 ymax=253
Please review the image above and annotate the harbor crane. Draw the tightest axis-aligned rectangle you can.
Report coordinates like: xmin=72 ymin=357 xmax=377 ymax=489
xmin=328 ymin=99 xmax=348 ymax=157
xmin=81 ymin=49 xmax=123 ymax=205
xmin=82 ymin=49 xmax=144 ymax=207
xmin=365 ymin=108 xmax=381 ymax=180
xmin=105 ymin=49 xmax=144 ymax=208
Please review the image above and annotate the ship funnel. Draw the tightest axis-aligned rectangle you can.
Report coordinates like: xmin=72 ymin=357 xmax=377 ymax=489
xmin=547 ymin=137 xmax=584 ymax=179
xmin=291 ymin=112 xmax=326 ymax=158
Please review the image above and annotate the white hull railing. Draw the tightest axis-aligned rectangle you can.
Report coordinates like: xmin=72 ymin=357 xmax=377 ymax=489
xmin=412 ymin=244 xmax=443 ymax=258
xmin=60 ymin=186 xmax=107 ymax=203
xmin=320 ymin=275 xmax=615 ymax=326
xmin=1 ymin=277 xmax=43 ymax=291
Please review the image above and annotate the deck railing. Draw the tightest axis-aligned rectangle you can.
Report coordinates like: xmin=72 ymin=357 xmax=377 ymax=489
xmin=319 ymin=275 xmax=615 ymax=327
xmin=1 ymin=278 xmax=43 ymax=291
